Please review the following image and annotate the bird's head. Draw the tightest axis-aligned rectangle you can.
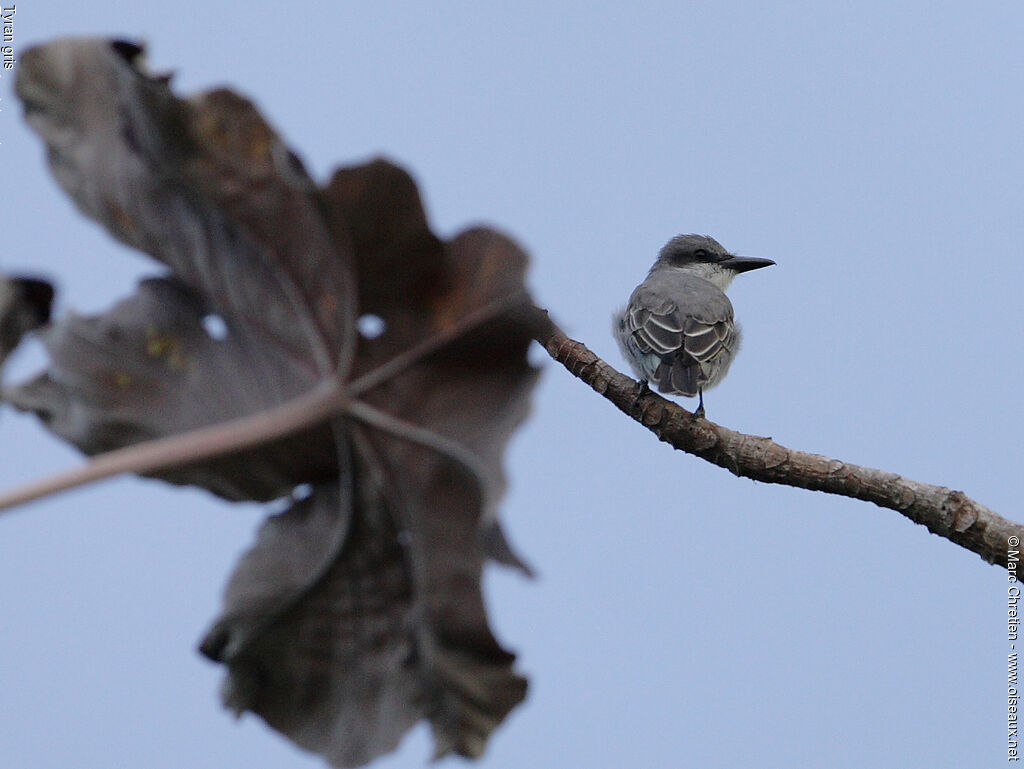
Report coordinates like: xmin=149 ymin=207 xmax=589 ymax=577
xmin=653 ymin=234 xmax=775 ymax=291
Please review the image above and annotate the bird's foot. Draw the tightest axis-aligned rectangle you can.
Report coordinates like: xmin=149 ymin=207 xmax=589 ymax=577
xmin=693 ymin=389 xmax=706 ymax=419
xmin=631 ymin=380 xmax=650 ymax=412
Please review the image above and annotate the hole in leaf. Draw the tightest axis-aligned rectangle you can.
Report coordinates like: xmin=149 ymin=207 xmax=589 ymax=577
xmin=357 ymin=313 xmax=386 ymax=340
xmin=202 ymin=314 xmax=229 ymax=340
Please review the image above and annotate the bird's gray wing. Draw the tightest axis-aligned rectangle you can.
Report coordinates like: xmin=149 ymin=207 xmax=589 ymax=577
xmin=624 ymin=276 xmax=736 ymax=396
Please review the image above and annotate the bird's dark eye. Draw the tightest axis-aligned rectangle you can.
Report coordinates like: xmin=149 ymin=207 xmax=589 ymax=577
xmin=693 ymin=248 xmax=710 ymax=260
xmin=110 ymin=40 xmax=145 ymax=65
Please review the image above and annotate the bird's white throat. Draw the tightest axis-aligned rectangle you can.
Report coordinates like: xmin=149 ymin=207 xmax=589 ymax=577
xmin=671 ymin=262 xmax=738 ymax=292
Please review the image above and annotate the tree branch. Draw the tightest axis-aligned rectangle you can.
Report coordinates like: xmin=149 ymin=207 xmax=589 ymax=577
xmin=0 ymin=379 xmax=346 ymax=513
xmin=0 ymin=293 xmax=531 ymax=514
xmin=4 ymin=292 xmax=1016 ymax=570
xmin=528 ymin=306 xmax=1021 ymax=568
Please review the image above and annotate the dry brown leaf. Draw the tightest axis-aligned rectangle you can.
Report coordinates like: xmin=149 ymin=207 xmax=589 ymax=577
xmin=8 ymin=37 xmax=538 ymax=766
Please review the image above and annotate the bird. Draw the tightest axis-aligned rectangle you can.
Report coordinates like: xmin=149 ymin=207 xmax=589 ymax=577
xmin=614 ymin=234 xmax=774 ymax=417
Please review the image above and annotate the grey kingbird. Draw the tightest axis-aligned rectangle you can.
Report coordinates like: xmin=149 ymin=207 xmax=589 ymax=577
xmin=614 ymin=234 xmax=774 ymax=416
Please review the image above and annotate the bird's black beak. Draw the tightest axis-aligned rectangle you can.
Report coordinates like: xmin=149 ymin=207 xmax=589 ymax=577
xmin=721 ymin=255 xmax=776 ymax=273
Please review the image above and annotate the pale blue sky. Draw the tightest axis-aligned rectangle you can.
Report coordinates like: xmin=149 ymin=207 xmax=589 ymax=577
xmin=2 ymin=3 xmax=1022 ymax=768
